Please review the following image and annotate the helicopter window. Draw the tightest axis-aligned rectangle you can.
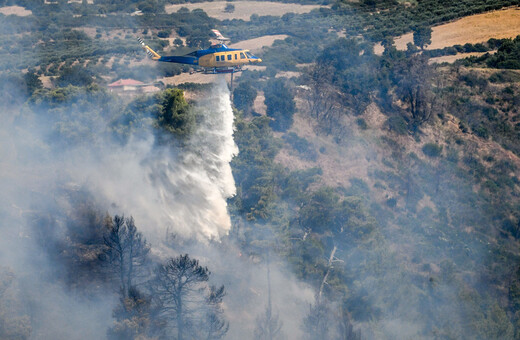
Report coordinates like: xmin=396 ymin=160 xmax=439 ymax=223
xmin=227 ymin=54 xmax=232 ymax=61
xmin=240 ymin=53 xmax=245 ymax=59
xmin=235 ymin=54 xmax=237 ymax=60
xmin=216 ymin=56 xmax=220 ymax=61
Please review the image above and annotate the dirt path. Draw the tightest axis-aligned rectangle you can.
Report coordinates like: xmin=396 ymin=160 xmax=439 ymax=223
xmin=165 ymin=1 xmax=327 ymax=21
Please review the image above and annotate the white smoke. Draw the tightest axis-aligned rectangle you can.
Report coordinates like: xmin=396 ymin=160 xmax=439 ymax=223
xmin=74 ymin=78 xmax=238 ymax=242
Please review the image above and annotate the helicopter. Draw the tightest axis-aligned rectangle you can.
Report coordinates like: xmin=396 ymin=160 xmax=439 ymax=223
xmin=138 ymin=29 xmax=262 ymax=74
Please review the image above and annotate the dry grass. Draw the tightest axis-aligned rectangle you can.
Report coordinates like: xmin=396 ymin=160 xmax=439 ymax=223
xmin=375 ymin=7 xmax=520 ymax=54
xmin=0 ymin=5 xmax=32 ymax=16
xmin=165 ymin=1 xmax=327 ymax=21
xmin=229 ymin=34 xmax=288 ymax=53
xmin=253 ymin=91 xmax=266 ymax=114
xmin=428 ymin=52 xmax=489 ymax=64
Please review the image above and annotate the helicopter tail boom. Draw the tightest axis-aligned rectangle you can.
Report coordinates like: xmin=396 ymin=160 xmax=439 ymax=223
xmin=137 ymin=37 xmax=161 ymax=60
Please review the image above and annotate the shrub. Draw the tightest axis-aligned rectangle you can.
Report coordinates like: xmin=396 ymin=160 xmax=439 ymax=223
xmin=224 ymin=3 xmax=234 ymax=12
xmin=157 ymin=30 xmax=170 ymax=38
xmin=356 ymin=118 xmax=368 ymax=130
xmin=422 ymin=143 xmax=443 ymax=157
xmin=386 ymin=116 xmax=408 ymax=135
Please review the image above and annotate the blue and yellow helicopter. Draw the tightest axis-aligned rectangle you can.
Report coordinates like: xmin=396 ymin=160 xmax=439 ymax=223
xmin=138 ymin=30 xmax=262 ymax=74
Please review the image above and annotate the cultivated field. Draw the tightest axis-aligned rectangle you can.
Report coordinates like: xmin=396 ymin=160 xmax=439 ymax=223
xmin=0 ymin=5 xmax=32 ymax=16
xmin=375 ymin=7 xmax=520 ymax=54
xmin=165 ymin=1 xmax=327 ymax=21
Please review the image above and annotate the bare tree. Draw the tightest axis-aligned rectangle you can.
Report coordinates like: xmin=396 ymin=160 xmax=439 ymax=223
xmin=152 ymin=254 xmax=228 ymax=340
xmin=103 ymin=215 xmax=150 ymax=297
xmin=305 ymin=63 xmax=344 ymax=135
xmin=107 ymin=287 xmax=165 ymax=340
xmin=303 ymin=299 xmax=331 ymax=340
xmin=395 ymin=55 xmax=440 ymax=129
xmin=200 ymin=285 xmax=229 ymax=340
xmin=337 ymin=306 xmax=361 ymax=340
xmin=254 ymin=252 xmax=284 ymax=340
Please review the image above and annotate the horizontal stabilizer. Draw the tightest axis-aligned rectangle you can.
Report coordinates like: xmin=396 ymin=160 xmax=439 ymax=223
xmin=211 ymin=29 xmax=230 ymax=41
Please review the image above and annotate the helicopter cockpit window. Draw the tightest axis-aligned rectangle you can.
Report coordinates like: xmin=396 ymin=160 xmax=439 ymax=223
xmin=240 ymin=53 xmax=245 ymax=59
xmin=245 ymin=52 xmax=253 ymax=58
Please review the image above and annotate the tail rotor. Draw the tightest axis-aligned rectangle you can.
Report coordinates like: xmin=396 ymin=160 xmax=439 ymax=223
xmin=137 ymin=37 xmax=161 ymax=60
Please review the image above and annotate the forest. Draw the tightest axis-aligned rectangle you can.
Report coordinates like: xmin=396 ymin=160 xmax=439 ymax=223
xmin=1 ymin=0 xmax=520 ymax=339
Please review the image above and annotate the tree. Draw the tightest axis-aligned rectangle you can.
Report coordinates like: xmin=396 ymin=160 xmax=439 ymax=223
xmin=155 ymin=88 xmax=195 ymax=141
xmin=186 ymin=31 xmax=210 ymax=49
xmin=254 ymin=256 xmax=284 ymax=340
xmin=337 ymin=307 xmax=361 ymax=340
xmin=393 ymin=54 xmax=439 ymax=129
xmin=304 ymin=63 xmax=343 ymax=134
xmin=254 ymin=306 xmax=283 ymax=340
xmin=224 ymin=3 xmax=234 ymax=12
xmin=107 ymin=287 xmax=165 ymax=340
xmin=24 ymin=71 xmax=42 ymax=95
xmin=303 ymin=300 xmax=332 ymax=340
xmin=103 ymin=215 xmax=151 ymax=297
xmin=264 ymin=78 xmax=296 ymax=132
xmin=152 ymin=254 xmax=228 ymax=340
xmin=233 ymin=81 xmax=257 ymax=115
xmin=201 ymin=285 xmax=229 ymax=340
xmin=0 ymin=268 xmax=31 ymax=340
xmin=412 ymin=25 xmax=432 ymax=50
xmin=55 ymin=65 xmax=94 ymax=87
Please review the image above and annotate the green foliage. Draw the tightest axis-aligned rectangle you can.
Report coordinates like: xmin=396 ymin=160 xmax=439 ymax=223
xmin=23 ymin=71 xmax=43 ymax=95
xmin=358 ymin=0 xmax=519 ymax=41
xmin=264 ymin=78 xmax=296 ymax=132
xmin=356 ymin=118 xmax=368 ymax=130
xmin=476 ymin=304 xmax=514 ymax=340
xmin=224 ymin=3 xmax=235 ymax=13
xmin=230 ymin=115 xmax=282 ymax=221
xmin=152 ymin=254 xmax=228 ymax=340
xmin=422 ymin=143 xmax=442 ymax=158
xmin=232 ymin=81 xmax=257 ymax=115
xmin=486 ymin=36 xmax=520 ymax=69
xmin=489 ymin=70 xmax=520 ymax=83
xmin=154 ymin=88 xmax=195 ymax=141
xmin=56 ymin=65 xmax=95 ymax=87
xmin=412 ymin=25 xmax=431 ymax=50
xmin=157 ymin=30 xmax=170 ymax=38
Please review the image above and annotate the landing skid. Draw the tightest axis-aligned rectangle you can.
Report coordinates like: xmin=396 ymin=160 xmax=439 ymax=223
xmin=203 ymin=66 xmax=243 ymax=74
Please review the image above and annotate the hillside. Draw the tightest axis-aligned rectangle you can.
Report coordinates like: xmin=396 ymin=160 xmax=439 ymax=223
xmin=0 ymin=0 xmax=520 ymax=339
